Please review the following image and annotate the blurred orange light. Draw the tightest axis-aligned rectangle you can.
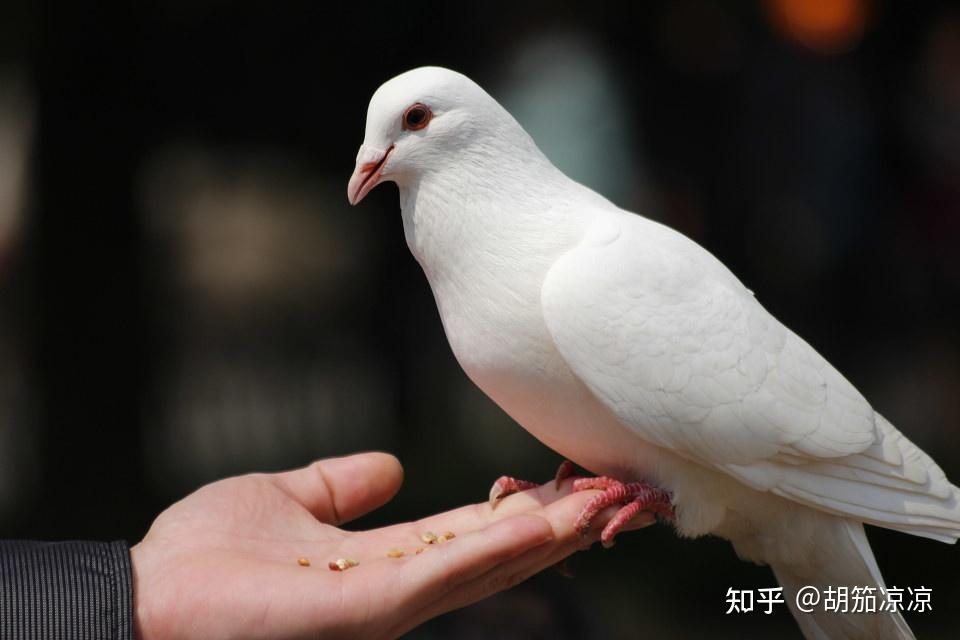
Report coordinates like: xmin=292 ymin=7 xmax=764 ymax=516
xmin=767 ymin=0 xmax=869 ymax=54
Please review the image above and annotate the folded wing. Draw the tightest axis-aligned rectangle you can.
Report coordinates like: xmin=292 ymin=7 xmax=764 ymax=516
xmin=541 ymin=211 xmax=960 ymax=542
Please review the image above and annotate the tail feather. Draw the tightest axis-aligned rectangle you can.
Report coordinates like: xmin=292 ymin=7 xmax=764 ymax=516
xmin=770 ymin=518 xmax=914 ymax=640
xmin=736 ymin=414 xmax=960 ymax=543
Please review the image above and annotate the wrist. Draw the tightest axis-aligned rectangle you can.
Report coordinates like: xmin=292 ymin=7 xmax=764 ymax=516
xmin=130 ymin=542 xmax=159 ymax=640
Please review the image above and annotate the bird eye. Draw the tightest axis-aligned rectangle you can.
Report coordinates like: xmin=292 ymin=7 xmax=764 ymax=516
xmin=402 ymin=103 xmax=432 ymax=131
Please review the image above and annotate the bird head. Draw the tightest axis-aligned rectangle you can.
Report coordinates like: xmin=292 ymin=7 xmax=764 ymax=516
xmin=347 ymin=66 xmax=528 ymax=205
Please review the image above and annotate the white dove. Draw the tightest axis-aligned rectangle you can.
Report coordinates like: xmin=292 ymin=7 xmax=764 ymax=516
xmin=347 ymin=66 xmax=960 ymax=639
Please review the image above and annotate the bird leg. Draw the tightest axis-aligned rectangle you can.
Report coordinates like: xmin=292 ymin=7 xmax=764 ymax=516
xmin=488 ymin=460 xmax=673 ymax=548
xmin=571 ymin=478 xmax=674 ymax=547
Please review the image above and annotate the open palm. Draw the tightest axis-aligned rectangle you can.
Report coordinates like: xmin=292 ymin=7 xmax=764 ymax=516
xmin=131 ymin=452 xmax=652 ymax=639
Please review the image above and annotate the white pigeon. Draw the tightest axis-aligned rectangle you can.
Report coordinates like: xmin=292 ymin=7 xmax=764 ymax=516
xmin=347 ymin=66 xmax=960 ymax=639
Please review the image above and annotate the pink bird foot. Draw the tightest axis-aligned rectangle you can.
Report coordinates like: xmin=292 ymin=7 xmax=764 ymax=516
xmin=488 ymin=461 xmax=673 ymax=548
xmin=488 ymin=460 xmax=580 ymax=506
xmin=570 ymin=477 xmax=673 ymax=547
xmin=488 ymin=476 xmax=539 ymax=505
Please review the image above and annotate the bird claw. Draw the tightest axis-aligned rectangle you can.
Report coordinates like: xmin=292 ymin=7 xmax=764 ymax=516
xmin=572 ymin=479 xmax=673 ymax=547
xmin=489 ymin=460 xmax=581 ymax=508
xmin=488 ymin=475 xmax=539 ymax=508
xmin=554 ymin=460 xmax=578 ymax=489
xmin=490 ymin=460 xmax=674 ymax=548
xmin=487 ymin=465 xmax=673 ymax=547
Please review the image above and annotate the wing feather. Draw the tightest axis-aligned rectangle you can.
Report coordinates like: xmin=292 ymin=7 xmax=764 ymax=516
xmin=541 ymin=212 xmax=960 ymax=540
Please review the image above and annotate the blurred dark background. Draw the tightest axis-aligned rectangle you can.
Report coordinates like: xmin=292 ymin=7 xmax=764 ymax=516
xmin=1 ymin=0 xmax=958 ymax=637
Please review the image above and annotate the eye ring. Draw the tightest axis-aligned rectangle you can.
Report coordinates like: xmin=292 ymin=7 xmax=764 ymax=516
xmin=402 ymin=103 xmax=432 ymax=131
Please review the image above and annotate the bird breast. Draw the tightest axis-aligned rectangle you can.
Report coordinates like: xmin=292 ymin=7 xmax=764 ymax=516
xmin=421 ymin=237 xmax=667 ymax=485
xmin=400 ymin=177 xmax=670 ymax=481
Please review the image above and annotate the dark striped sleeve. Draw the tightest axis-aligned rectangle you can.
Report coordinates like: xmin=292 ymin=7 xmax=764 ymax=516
xmin=0 ymin=541 xmax=133 ymax=640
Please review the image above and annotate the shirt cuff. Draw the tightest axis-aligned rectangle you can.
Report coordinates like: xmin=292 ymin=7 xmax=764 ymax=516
xmin=0 ymin=540 xmax=134 ymax=640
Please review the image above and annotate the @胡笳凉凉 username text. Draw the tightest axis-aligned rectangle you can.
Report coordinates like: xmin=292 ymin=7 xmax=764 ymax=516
xmin=725 ymin=586 xmax=932 ymax=615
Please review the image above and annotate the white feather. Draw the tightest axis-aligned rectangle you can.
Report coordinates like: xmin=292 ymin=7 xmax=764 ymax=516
xmin=541 ymin=212 xmax=960 ymax=543
xmin=352 ymin=66 xmax=960 ymax=639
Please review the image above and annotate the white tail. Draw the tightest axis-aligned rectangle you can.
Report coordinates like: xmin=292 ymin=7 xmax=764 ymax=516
xmin=771 ymin=519 xmax=914 ymax=639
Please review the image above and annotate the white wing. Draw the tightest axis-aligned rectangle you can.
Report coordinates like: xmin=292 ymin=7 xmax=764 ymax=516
xmin=541 ymin=210 xmax=960 ymax=541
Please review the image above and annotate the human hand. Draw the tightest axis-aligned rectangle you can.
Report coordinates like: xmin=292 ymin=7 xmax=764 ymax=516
xmin=131 ymin=452 xmax=654 ymax=639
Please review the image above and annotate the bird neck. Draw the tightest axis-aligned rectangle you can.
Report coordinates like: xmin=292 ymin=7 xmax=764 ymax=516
xmin=397 ymin=153 xmax=592 ymax=306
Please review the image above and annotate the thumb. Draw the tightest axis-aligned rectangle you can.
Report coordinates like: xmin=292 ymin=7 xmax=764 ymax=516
xmin=273 ymin=452 xmax=404 ymax=525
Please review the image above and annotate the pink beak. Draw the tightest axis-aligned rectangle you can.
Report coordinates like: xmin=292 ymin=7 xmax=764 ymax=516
xmin=347 ymin=144 xmax=394 ymax=205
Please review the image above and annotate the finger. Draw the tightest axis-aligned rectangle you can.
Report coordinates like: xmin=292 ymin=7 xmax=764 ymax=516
xmin=403 ymin=513 xmax=554 ymax=589
xmin=358 ymin=512 xmax=551 ymax=621
xmin=350 ymin=480 xmax=619 ymax=562
xmin=387 ymin=528 xmax=588 ymax=637
xmin=407 ymin=477 xmax=655 ymax=543
xmin=384 ymin=492 xmax=589 ymax=614
xmin=273 ymin=452 xmax=403 ymax=524
xmin=378 ymin=494 xmax=658 ymax=637
xmin=384 ymin=508 xmax=656 ymax=635
xmin=386 ymin=479 xmax=582 ymax=544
